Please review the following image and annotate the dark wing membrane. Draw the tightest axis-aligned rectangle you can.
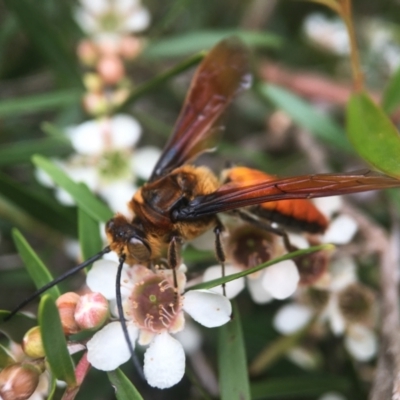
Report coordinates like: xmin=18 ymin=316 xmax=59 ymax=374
xmin=149 ymin=38 xmax=251 ymax=181
xmin=173 ymin=170 xmax=400 ymax=220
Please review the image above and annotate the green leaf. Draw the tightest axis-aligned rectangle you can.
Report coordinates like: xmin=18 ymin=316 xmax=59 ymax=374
xmin=38 ymin=295 xmax=77 ymax=387
xmin=0 ymin=89 xmax=81 ymax=118
xmin=0 ymin=171 xmax=77 ymax=236
xmin=33 ymin=155 xmax=113 ymax=222
xmin=0 ymin=310 xmax=36 ymax=343
xmin=116 ymin=51 xmax=204 ymax=113
xmin=347 ymin=91 xmax=400 ymax=177
xmin=0 ymin=344 xmax=14 ymax=368
xmin=382 ymin=66 xmax=400 ymax=114
xmin=107 ymin=369 xmax=144 ymax=400
xmin=144 ymin=30 xmax=281 ymax=58
xmin=257 ymin=83 xmax=352 ymax=152
xmin=12 ymin=229 xmax=60 ymax=299
xmin=251 ymin=375 xmax=350 ymax=399
xmin=0 ymin=137 xmax=72 ymax=166
xmin=4 ymin=0 xmax=82 ymax=87
xmin=218 ymin=302 xmax=250 ymax=400
xmin=78 ymin=207 xmax=103 ymax=261
xmin=188 ymin=244 xmax=333 ymax=291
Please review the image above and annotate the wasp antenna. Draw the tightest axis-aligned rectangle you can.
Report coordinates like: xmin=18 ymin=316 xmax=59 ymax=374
xmin=116 ymin=254 xmax=144 ymax=380
xmin=3 ymin=246 xmax=111 ymax=322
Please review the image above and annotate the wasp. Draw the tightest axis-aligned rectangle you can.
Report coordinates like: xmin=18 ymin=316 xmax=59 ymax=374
xmin=6 ymin=37 xmax=400 ymax=322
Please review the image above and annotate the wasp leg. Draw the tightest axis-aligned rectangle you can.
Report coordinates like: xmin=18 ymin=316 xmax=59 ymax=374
xmin=235 ymin=210 xmax=297 ymax=253
xmin=214 ymin=221 xmax=227 ymax=297
xmin=167 ymin=236 xmax=182 ymax=296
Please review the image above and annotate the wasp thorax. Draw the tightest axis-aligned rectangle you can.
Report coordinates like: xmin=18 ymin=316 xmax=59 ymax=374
xmin=228 ymin=225 xmax=279 ymax=269
xmin=127 ymin=274 xmax=182 ymax=333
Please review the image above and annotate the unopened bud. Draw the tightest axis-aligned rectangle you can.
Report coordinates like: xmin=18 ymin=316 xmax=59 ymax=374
xmin=22 ymin=326 xmax=45 ymax=358
xmin=77 ymin=39 xmax=99 ymax=66
xmin=97 ymin=55 xmax=125 ymax=85
xmin=0 ymin=362 xmax=43 ymax=400
xmin=56 ymin=292 xmax=81 ymax=335
xmin=119 ymin=36 xmax=143 ymax=60
xmin=74 ymin=292 xmax=109 ymax=330
xmin=83 ymin=73 xmax=103 ymax=93
xmin=82 ymin=92 xmax=108 ymax=116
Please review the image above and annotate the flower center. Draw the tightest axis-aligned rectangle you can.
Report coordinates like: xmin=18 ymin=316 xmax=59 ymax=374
xmin=295 ymin=250 xmax=329 ymax=285
xmin=98 ymin=150 xmax=131 ymax=181
xmin=338 ymin=283 xmax=374 ymax=323
xmin=128 ymin=275 xmax=182 ymax=333
xmin=229 ymin=226 xmax=276 ymax=269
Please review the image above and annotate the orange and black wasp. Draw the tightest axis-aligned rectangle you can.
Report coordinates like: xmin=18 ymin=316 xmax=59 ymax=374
xmin=5 ymin=38 xmax=400 ymax=365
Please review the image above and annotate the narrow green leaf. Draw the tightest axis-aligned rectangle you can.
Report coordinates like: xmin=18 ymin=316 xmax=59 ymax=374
xmin=0 ymin=89 xmax=81 ymax=118
xmin=257 ymin=83 xmax=352 ymax=152
xmin=0 ymin=137 xmax=72 ymax=166
xmin=347 ymin=91 xmax=400 ymax=177
xmin=107 ymin=369 xmax=144 ymax=400
xmin=116 ymin=52 xmax=204 ymax=113
xmin=4 ymin=0 xmax=82 ymax=87
xmin=78 ymin=207 xmax=103 ymax=261
xmin=12 ymin=229 xmax=60 ymax=299
xmin=144 ymin=30 xmax=281 ymax=58
xmin=33 ymin=155 xmax=113 ymax=222
xmin=218 ymin=302 xmax=250 ymax=400
xmin=0 ymin=311 xmax=36 ymax=343
xmin=382 ymin=66 xmax=400 ymax=114
xmin=251 ymin=375 xmax=350 ymax=399
xmin=38 ymin=295 xmax=77 ymax=387
xmin=188 ymin=244 xmax=333 ymax=291
xmin=0 ymin=344 xmax=14 ymax=368
xmin=0 ymin=171 xmax=77 ymax=237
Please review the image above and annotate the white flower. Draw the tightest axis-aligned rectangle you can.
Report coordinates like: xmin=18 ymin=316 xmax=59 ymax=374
xmin=75 ymin=0 xmax=150 ymax=38
xmin=273 ymin=256 xmax=378 ymax=362
xmin=86 ymin=260 xmax=231 ymax=388
xmin=36 ymin=115 xmax=162 ymax=215
xmin=303 ymin=13 xmax=350 ymax=55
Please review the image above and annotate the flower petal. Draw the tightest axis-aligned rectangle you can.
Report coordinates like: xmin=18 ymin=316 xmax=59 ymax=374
xmin=273 ymin=303 xmax=313 ymax=334
xmin=124 ymin=7 xmax=151 ymax=32
xmin=329 ymin=257 xmax=357 ymax=291
xmin=144 ymin=332 xmax=185 ymax=389
xmin=246 ymin=275 xmax=272 ymax=304
xmin=110 ymin=114 xmax=141 ymax=148
xmin=344 ymin=324 xmax=377 ymax=361
xmin=325 ymin=297 xmax=346 ymax=335
xmin=202 ymin=265 xmax=245 ymax=299
xmin=262 ymin=260 xmax=299 ymax=300
xmin=183 ymin=290 xmax=231 ymax=328
xmin=99 ymin=181 xmax=136 ymax=215
xmin=67 ymin=120 xmax=104 ymax=155
xmin=87 ymin=259 xmax=131 ymax=299
xmin=317 ymin=392 xmax=347 ymax=400
xmin=131 ymin=146 xmax=162 ymax=180
xmin=87 ymin=321 xmax=138 ymax=371
xmin=313 ymin=196 xmax=342 ymax=219
xmin=323 ymin=215 xmax=358 ymax=245
xmin=189 ymin=228 xmax=215 ymax=251
xmin=174 ymin=321 xmax=202 ymax=354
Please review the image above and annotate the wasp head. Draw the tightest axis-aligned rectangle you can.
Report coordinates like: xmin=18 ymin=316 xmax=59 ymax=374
xmin=105 ymin=214 xmax=151 ymax=265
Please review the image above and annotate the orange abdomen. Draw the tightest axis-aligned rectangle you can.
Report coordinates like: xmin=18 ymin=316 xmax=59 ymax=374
xmin=223 ymin=166 xmax=328 ymax=233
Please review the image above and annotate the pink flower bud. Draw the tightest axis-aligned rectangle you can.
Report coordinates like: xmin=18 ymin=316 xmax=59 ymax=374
xmin=77 ymin=39 xmax=99 ymax=66
xmin=74 ymin=292 xmax=109 ymax=331
xmin=0 ymin=362 xmax=44 ymax=400
xmin=119 ymin=36 xmax=143 ymax=60
xmin=22 ymin=326 xmax=45 ymax=359
xmin=56 ymin=292 xmax=81 ymax=335
xmin=82 ymin=92 xmax=108 ymax=116
xmin=83 ymin=73 xmax=104 ymax=93
xmin=97 ymin=55 xmax=125 ymax=85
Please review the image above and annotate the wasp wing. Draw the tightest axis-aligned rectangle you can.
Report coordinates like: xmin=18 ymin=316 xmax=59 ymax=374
xmin=173 ymin=170 xmax=400 ymax=220
xmin=149 ymin=38 xmax=251 ymax=181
